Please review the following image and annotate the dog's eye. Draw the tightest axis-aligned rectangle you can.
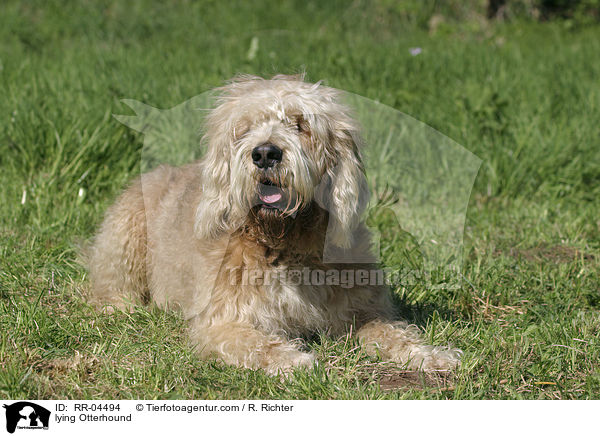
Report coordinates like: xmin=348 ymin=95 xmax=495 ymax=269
xmin=294 ymin=117 xmax=307 ymax=133
xmin=233 ymin=123 xmax=250 ymax=139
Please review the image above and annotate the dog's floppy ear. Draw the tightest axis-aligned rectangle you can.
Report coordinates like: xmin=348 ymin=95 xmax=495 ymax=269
xmin=316 ymin=125 xmax=369 ymax=249
xmin=194 ymin=100 xmax=238 ymax=240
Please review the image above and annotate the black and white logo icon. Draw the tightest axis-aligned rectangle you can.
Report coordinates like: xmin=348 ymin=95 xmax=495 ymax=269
xmin=3 ymin=402 xmax=50 ymax=434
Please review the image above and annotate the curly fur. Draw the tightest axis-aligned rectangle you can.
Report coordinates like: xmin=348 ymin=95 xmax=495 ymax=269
xmin=87 ymin=74 xmax=461 ymax=374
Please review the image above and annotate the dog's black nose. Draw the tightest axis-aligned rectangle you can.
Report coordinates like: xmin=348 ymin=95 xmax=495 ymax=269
xmin=252 ymin=143 xmax=282 ymax=169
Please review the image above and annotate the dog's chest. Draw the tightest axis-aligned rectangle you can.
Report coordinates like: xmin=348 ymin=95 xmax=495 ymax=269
xmin=220 ymin=236 xmax=354 ymax=337
xmin=244 ymin=265 xmax=352 ymax=337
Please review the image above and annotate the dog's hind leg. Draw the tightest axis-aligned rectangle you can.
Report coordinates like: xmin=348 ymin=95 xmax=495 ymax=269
xmin=357 ymin=320 xmax=461 ymax=371
xmin=86 ymin=179 xmax=149 ymax=312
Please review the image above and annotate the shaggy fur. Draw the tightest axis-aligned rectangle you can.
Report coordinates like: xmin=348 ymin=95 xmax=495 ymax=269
xmin=87 ymin=74 xmax=461 ymax=374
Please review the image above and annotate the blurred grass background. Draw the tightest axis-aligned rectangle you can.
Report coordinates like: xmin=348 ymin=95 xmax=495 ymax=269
xmin=0 ymin=0 xmax=599 ymax=399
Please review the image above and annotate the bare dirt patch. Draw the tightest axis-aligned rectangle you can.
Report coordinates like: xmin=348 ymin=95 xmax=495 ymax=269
xmin=377 ymin=370 xmax=453 ymax=391
xmin=505 ymin=243 xmax=594 ymax=264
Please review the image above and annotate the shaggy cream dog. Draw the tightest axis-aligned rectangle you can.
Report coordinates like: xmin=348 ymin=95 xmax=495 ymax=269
xmin=87 ymin=74 xmax=461 ymax=374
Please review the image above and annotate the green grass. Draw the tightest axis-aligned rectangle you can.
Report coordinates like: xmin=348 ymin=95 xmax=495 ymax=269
xmin=1 ymin=0 xmax=599 ymax=399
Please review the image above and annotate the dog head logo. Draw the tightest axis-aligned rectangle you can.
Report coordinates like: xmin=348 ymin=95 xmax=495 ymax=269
xmin=3 ymin=402 xmax=50 ymax=434
xmin=115 ymin=75 xmax=481 ymax=289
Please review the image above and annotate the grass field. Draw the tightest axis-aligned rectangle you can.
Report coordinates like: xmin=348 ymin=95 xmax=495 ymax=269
xmin=1 ymin=0 xmax=599 ymax=399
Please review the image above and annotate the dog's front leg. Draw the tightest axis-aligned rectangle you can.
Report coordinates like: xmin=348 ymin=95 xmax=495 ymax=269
xmin=357 ymin=320 xmax=461 ymax=371
xmin=189 ymin=318 xmax=315 ymax=375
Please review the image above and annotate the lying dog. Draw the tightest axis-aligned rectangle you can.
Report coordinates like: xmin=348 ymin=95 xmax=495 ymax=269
xmin=87 ymin=75 xmax=461 ymax=374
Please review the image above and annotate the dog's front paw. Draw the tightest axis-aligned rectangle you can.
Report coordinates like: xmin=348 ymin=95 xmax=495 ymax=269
xmin=408 ymin=345 xmax=462 ymax=371
xmin=261 ymin=345 xmax=316 ymax=375
xmin=357 ymin=321 xmax=462 ymax=371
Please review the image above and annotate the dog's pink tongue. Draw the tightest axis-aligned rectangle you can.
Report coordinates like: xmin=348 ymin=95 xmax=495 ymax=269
xmin=260 ymin=192 xmax=282 ymax=204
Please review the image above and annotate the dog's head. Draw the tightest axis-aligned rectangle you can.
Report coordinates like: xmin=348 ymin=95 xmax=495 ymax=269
xmin=195 ymin=74 xmax=368 ymax=249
